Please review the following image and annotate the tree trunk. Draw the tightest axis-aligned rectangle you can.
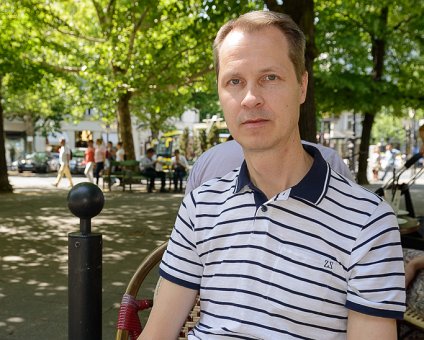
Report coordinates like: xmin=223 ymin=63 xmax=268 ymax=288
xmin=0 ymin=76 xmax=13 ymax=193
xmin=117 ymin=91 xmax=135 ymax=160
xmin=357 ymin=113 xmax=374 ymax=184
xmin=356 ymin=6 xmax=388 ymax=185
xmin=264 ymin=0 xmax=317 ymax=142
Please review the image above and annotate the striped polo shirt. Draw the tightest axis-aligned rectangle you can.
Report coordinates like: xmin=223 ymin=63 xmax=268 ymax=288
xmin=160 ymin=145 xmax=406 ymax=339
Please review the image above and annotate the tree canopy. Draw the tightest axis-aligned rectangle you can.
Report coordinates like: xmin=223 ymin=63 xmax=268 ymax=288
xmin=1 ymin=0 xmax=423 ymax=192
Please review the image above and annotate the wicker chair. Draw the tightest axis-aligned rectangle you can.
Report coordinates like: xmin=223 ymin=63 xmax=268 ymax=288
xmin=116 ymin=241 xmax=200 ymax=340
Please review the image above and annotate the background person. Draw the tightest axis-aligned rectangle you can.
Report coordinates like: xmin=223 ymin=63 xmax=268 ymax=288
xmin=94 ymin=138 xmax=106 ymax=185
xmin=171 ymin=149 xmax=189 ymax=192
xmin=116 ymin=142 xmax=125 ymax=162
xmin=84 ymin=140 xmax=95 ymax=183
xmin=140 ymin=11 xmax=404 ymax=340
xmin=53 ymin=138 xmax=73 ymax=188
xmin=139 ymin=148 xmax=166 ymax=193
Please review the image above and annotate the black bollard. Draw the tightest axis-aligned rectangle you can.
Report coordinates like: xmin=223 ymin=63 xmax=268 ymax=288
xmin=67 ymin=182 xmax=104 ymax=340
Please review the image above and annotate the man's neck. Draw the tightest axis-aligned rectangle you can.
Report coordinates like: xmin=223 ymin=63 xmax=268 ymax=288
xmin=243 ymin=140 xmax=313 ymax=199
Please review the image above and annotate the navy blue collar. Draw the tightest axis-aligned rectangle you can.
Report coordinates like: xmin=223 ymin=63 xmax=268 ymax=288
xmin=235 ymin=144 xmax=330 ymax=205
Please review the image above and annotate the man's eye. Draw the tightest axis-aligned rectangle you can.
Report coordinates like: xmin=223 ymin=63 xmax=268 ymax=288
xmin=229 ymin=79 xmax=240 ymax=85
xmin=265 ymin=74 xmax=277 ymax=81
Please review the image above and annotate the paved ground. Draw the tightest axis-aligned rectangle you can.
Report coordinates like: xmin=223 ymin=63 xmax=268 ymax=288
xmin=0 ymin=173 xmax=184 ymax=339
xmin=1 ymin=170 xmax=424 ymax=339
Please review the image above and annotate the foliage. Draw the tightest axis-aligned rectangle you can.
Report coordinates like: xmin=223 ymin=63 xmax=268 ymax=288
xmin=315 ymin=0 xmax=424 ymax=115
xmin=178 ymin=127 xmax=191 ymax=159
xmin=207 ymin=124 xmax=220 ymax=148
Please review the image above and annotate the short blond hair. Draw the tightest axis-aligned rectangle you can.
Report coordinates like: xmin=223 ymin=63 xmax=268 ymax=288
xmin=213 ymin=11 xmax=306 ymax=82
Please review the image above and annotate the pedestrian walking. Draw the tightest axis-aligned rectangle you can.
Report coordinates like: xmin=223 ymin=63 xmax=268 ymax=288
xmin=53 ymin=138 xmax=73 ymax=188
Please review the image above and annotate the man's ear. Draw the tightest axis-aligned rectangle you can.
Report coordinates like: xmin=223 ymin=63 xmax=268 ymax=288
xmin=299 ymin=71 xmax=308 ymax=104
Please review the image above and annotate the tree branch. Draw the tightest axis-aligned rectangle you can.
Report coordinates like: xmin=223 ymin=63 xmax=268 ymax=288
xmin=126 ymin=7 xmax=150 ymax=70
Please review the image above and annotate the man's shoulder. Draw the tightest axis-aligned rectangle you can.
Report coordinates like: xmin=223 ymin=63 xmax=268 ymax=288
xmin=328 ymin=169 xmax=382 ymax=204
xmin=192 ymin=167 xmax=240 ymax=196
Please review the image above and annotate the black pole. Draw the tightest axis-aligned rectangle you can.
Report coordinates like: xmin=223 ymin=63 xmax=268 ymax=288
xmin=67 ymin=183 xmax=104 ymax=340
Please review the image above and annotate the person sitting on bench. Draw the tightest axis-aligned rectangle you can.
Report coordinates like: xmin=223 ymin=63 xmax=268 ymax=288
xmin=139 ymin=148 xmax=166 ymax=193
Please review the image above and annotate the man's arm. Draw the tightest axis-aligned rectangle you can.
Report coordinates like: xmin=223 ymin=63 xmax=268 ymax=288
xmin=347 ymin=310 xmax=397 ymax=340
xmin=138 ymin=278 xmax=198 ymax=340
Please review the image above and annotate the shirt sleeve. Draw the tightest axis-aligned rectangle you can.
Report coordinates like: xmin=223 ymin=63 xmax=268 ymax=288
xmin=346 ymin=200 xmax=406 ymax=319
xmin=159 ymin=193 xmax=202 ymax=290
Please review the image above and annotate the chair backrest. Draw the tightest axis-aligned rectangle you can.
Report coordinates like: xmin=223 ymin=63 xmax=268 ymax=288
xmin=116 ymin=241 xmax=201 ymax=340
xmin=116 ymin=242 xmax=167 ymax=340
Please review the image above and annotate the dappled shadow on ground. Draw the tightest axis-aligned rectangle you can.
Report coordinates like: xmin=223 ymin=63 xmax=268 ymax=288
xmin=0 ymin=189 xmax=182 ymax=339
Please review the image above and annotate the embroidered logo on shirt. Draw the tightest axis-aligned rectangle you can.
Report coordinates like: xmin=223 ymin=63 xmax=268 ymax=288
xmin=324 ymin=260 xmax=333 ymax=269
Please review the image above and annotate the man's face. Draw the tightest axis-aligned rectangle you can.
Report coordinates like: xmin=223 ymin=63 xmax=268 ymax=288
xmin=217 ymin=26 xmax=307 ymax=153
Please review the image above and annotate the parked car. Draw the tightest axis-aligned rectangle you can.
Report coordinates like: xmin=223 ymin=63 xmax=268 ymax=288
xmin=69 ymin=148 xmax=86 ymax=174
xmin=47 ymin=152 xmax=60 ymax=172
xmin=16 ymin=152 xmax=52 ymax=173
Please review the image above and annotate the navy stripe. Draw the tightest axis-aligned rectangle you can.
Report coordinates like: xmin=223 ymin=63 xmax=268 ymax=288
xmin=166 ymin=250 xmax=203 ymax=268
xmin=353 ymin=256 xmax=404 ymax=267
xmin=169 ymin=235 xmax=193 ymax=251
xmin=352 ymin=227 xmax=399 ymax=252
xmin=347 ymin=289 xmax=405 ymax=306
xmin=189 ymin=190 xmax=196 ymax=208
xmin=362 ymin=211 xmax=396 ymax=230
xmin=330 ymin=172 xmax=350 ymax=185
xmin=325 ymin=196 xmax=372 ymax=216
xmin=196 ymin=216 xmax=253 ymax=232
xmin=369 ymin=242 xmax=402 ymax=252
xmin=159 ymin=268 xmax=200 ymax=290
xmin=176 ymin=212 xmax=194 ymax=232
xmin=174 ymin=226 xmax=196 ymax=249
xmin=196 ymin=203 xmax=256 ymax=218
xmin=328 ymin=184 xmax=379 ymax=206
xmin=195 ymin=323 xmax=263 ymax=339
xmin=351 ymin=272 xmax=404 ymax=280
xmin=346 ymin=301 xmax=404 ymax=320
xmin=358 ymin=286 xmax=405 ymax=293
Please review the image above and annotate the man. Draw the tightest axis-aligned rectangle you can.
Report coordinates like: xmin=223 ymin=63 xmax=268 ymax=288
xmin=53 ymin=138 xmax=73 ymax=188
xmin=185 ymin=139 xmax=354 ymax=194
xmin=140 ymin=11 xmax=404 ymax=339
xmin=172 ymin=149 xmax=189 ymax=192
xmin=139 ymin=148 xmax=166 ymax=193
xmin=380 ymin=143 xmax=396 ymax=181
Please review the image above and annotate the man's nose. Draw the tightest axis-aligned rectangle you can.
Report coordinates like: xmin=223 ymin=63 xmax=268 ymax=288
xmin=240 ymin=86 xmax=264 ymax=108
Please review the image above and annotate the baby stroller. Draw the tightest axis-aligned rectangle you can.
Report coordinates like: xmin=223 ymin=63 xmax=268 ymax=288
xmin=375 ymin=153 xmax=424 ymax=218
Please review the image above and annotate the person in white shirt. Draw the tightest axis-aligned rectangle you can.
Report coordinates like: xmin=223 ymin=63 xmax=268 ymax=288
xmin=139 ymin=148 xmax=166 ymax=193
xmin=53 ymin=138 xmax=73 ymax=188
xmin=171 ymin=149 xmax=189 ymax=192
xmin=116 ymin=142 xmax=125 ymax=162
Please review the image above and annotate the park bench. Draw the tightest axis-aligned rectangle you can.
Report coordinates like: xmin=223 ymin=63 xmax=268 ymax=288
xmin=105 ymin=160 xmax=189 ymax=192
xmin=105 ymin=160 xmax=145 ymax=192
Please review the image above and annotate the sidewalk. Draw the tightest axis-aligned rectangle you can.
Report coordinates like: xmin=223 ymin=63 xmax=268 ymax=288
xmin=0 ymin=175 xmax=185 ymax=339
xmin=1 ymin=172 xmax=424 ymax=339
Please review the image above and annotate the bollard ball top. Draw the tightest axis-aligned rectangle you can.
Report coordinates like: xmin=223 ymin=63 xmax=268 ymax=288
xmin=67 ymin=182 xmax=104 ymax=219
